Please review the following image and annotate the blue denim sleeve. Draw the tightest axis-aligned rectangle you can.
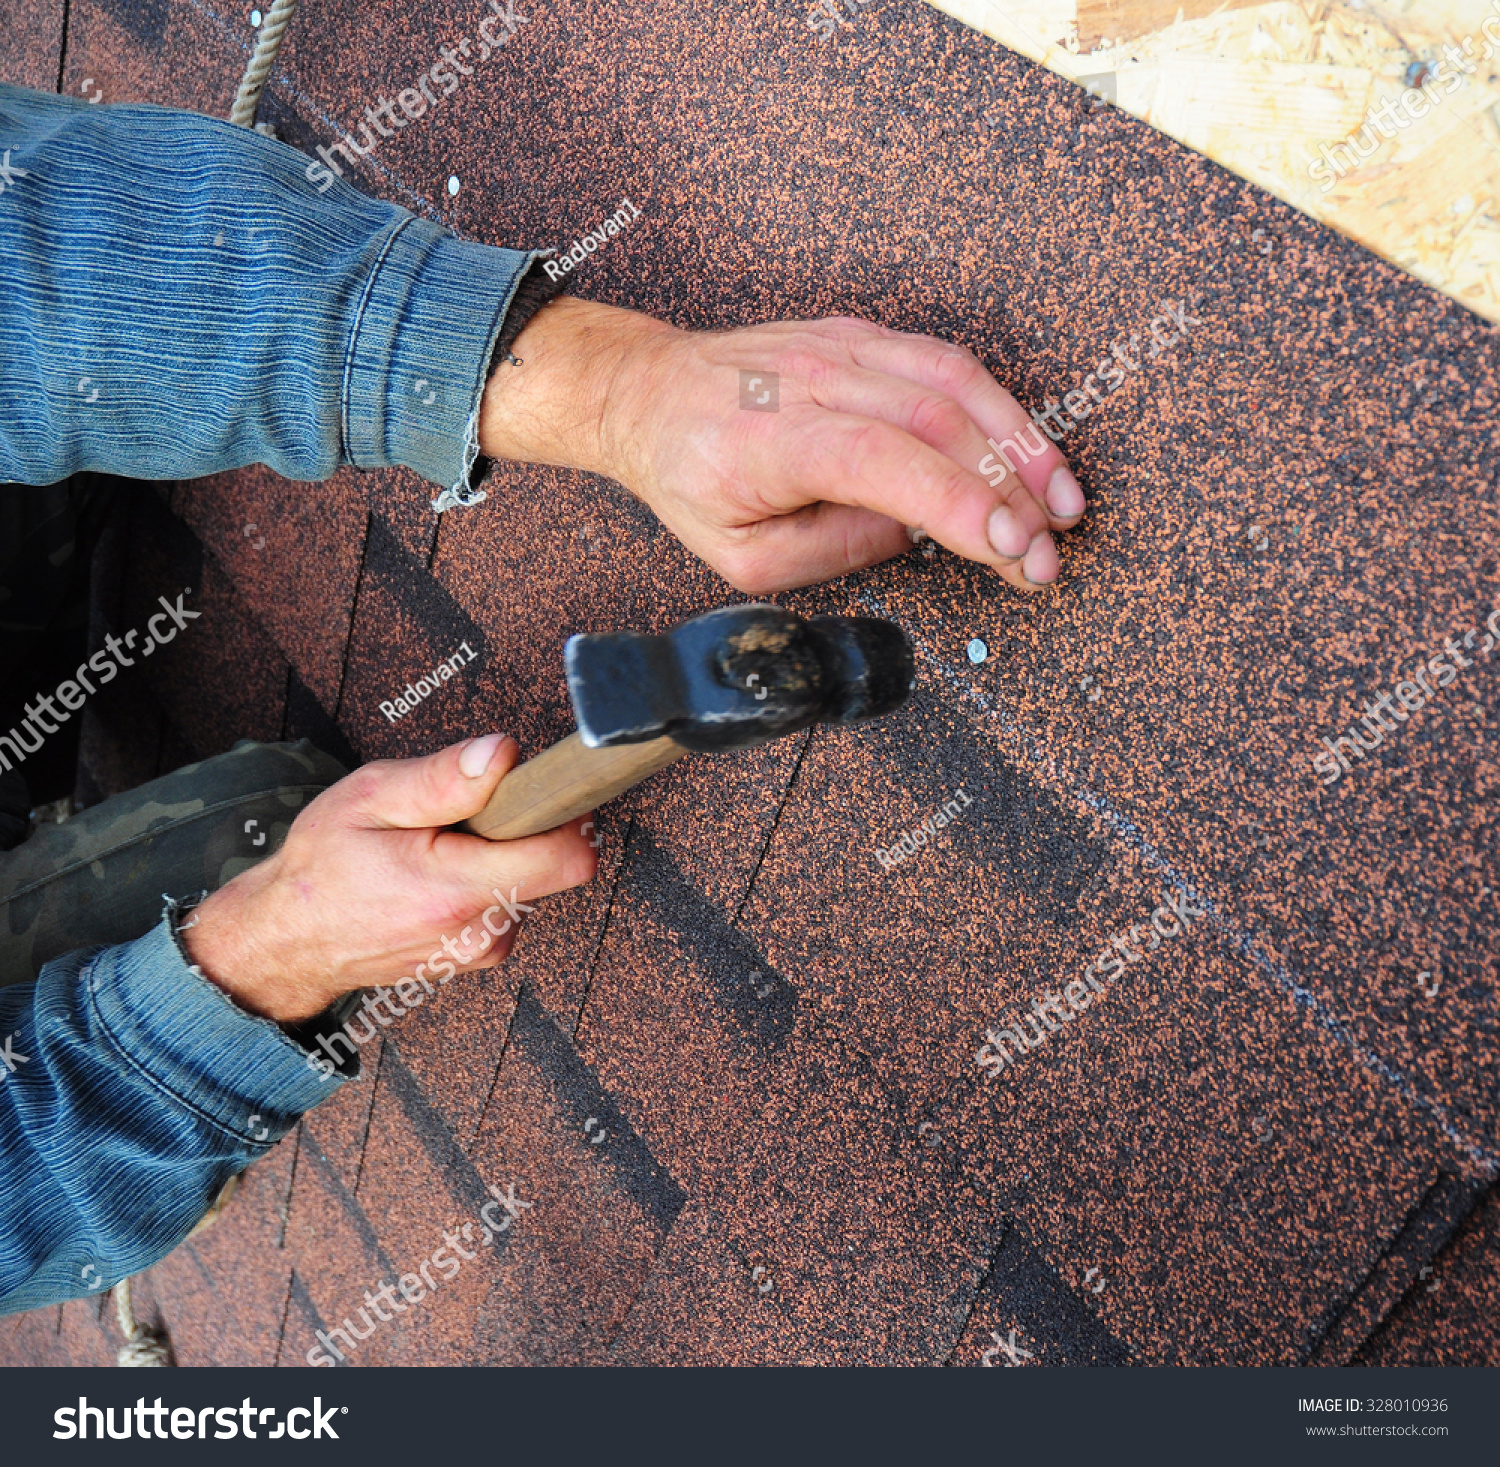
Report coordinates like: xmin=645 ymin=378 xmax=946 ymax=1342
xmin=0 ymin=82 xmax=542 ymax=506
xmin=0 ymin=916 xmax=347 ymax=1316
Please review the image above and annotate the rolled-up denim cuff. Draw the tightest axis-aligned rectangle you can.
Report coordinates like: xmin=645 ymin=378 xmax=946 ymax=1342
xmin=84 ymin=912 xmax=350 ymax=1145
xmin=343 ymin=218 xmax=543 ymax=509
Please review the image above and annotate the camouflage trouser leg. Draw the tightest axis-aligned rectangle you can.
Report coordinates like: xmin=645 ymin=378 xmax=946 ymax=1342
xmin=0 ymin=739 xmax=349 ymax=989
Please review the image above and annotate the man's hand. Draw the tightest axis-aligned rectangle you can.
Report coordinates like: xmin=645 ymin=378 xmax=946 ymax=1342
xmin=182 ymin=734 xmax=597 ymax=1024
xmin=479 ymin=296 xmax=1086 ymax=595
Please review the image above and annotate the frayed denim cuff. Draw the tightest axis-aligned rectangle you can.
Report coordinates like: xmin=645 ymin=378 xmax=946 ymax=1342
xmin=342 ymin=218 xmax=544 ymax=511
xmin=82 ymin=908 xmax=350 ymax=1146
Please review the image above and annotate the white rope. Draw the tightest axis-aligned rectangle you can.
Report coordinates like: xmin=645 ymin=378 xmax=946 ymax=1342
xmin=113 ymin=1277 xmax=170 ymax=1367
xmin=107 ymin=1177 xmax=238 ymax=1366
xmin=228 ymin=0 xmax=301 ymax=131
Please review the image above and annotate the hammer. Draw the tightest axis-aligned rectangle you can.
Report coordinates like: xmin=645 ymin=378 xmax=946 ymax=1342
xmin=462 ymin=604 xmax=915 ymax=841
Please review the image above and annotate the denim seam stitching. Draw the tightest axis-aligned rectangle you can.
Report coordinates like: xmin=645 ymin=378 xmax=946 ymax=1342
xmin=78 ymin=946 xmax=287 ymax=1147
xmin=341 ymin=214 xmax=419 ymax=468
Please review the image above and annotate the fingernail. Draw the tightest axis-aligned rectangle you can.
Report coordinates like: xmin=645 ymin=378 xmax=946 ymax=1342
xmin=459 ymin=733 xmax=505 ymax=778
xmin=1022 ymin=532 xmax=1059 ymax=585
xmin=1045 ymin=466 xmax=1086 ymax=520
xmin=987 ymin=505 xmax=1031 ymax=559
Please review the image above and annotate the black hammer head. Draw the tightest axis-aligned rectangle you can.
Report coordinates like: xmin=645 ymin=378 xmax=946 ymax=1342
xmin=565 ymin=604 xmax=915 ymax=752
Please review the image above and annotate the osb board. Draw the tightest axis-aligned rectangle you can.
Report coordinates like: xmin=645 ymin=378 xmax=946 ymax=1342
xmin=924 ymin=0 xmax=1500 ymax=323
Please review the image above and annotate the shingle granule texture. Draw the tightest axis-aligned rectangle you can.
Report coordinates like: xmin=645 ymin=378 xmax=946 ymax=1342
xmin=2 ymin=0 xmax=1495 ymax=1365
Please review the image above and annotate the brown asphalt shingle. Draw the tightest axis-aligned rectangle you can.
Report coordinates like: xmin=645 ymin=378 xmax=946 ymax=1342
xmin=1355 ymin=1183 xmax=1500 ymax=1367
xmin=2 ymin=0 xmax=1496 ymax=1365
xmin=175 ymin=465 xmax=369 ymax=713
xmin=135 ymin=1129 xmax=301 ymax=1367
xmin=8 ymin=0 xmax=64 ymax=95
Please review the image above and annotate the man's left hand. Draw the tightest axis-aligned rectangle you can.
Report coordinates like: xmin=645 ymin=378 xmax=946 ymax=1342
xmin=479 ymin=296 xmax=1087 ymax=595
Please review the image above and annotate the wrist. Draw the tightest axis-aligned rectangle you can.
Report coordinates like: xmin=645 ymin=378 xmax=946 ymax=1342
xmin=478 ymin=294 xmax=678 ymax=486
xmin=181 ymin=861 xmax=338 ymax=1025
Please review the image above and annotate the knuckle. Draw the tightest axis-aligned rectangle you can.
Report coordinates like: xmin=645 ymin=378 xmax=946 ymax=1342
xmin=425 ymin=757 xmax=461 ymax=802
xmin=341 ymin=765 xmax=389 ymax=806
xmin=843 ymin=417 xmax=901 ymax=467
xmin=1000 ymin=484 xmax=1048 ymax=532
xmin=776 ymin=343 xmax=830 ymax=384
xmin=937 ymin=466 xmax=984 ymax=516
xmin=818 ymin=315 xmax=886 ymax=339
xmin=717 ymin=519 xmax=786 ymax=590
xmin=287 ymin=783 xmax=333 ymax=830
xmin=928 ymin=344 xmax=981 ymax=393
xmin=906 ymin=390 xmax=969 ymax=445
xmin=718 ymin=549 xmax=775 ymax=595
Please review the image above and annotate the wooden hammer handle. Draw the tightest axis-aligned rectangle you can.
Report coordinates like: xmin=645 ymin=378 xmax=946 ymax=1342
xmin=462 ymin=732 xmax=686 ymax=842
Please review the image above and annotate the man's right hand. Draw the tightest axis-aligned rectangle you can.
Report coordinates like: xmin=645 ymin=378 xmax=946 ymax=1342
xmin=181 ymin=733 xmax=598 ymax=1024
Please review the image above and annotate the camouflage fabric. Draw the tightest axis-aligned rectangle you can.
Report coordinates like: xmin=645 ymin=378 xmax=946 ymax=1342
xmin=0 ymin=739 xmax=348 ymax=988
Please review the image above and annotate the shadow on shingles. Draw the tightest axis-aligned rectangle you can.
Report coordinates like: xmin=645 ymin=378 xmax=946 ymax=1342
xmin=337 ymin=513 xmax=490 ymax=755
xmin=284 ymin=666 xmax=361 ymax=772
xmin=621 ymin=826 xmax=799 ymax=1050
xmin=844 ymin=682 xmax=1115 ymax=927
xmin=951 ymin=1217 xmax=1133 ymax=1367
xmin=378 ymin=1054 xmax=530 ymax=1251
xmin=509 ymin=985 xmax=688 ymax=1238
xmin=285 ymin=1269 xmax=342 ymax=1367
xmin=93 ymin=0 xmax=172 ymax=51
xmin=1307 ymin=1170 xmax=1487 ymax=1365
xmin=360 ymin=513 xmax=489 ymax=670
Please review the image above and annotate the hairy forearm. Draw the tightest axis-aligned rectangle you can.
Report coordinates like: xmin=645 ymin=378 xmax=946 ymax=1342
xmin=478 ymin=295 xmax=677 ymax=482
xmin=181 ymin=855 xmax=334 ymax=1025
